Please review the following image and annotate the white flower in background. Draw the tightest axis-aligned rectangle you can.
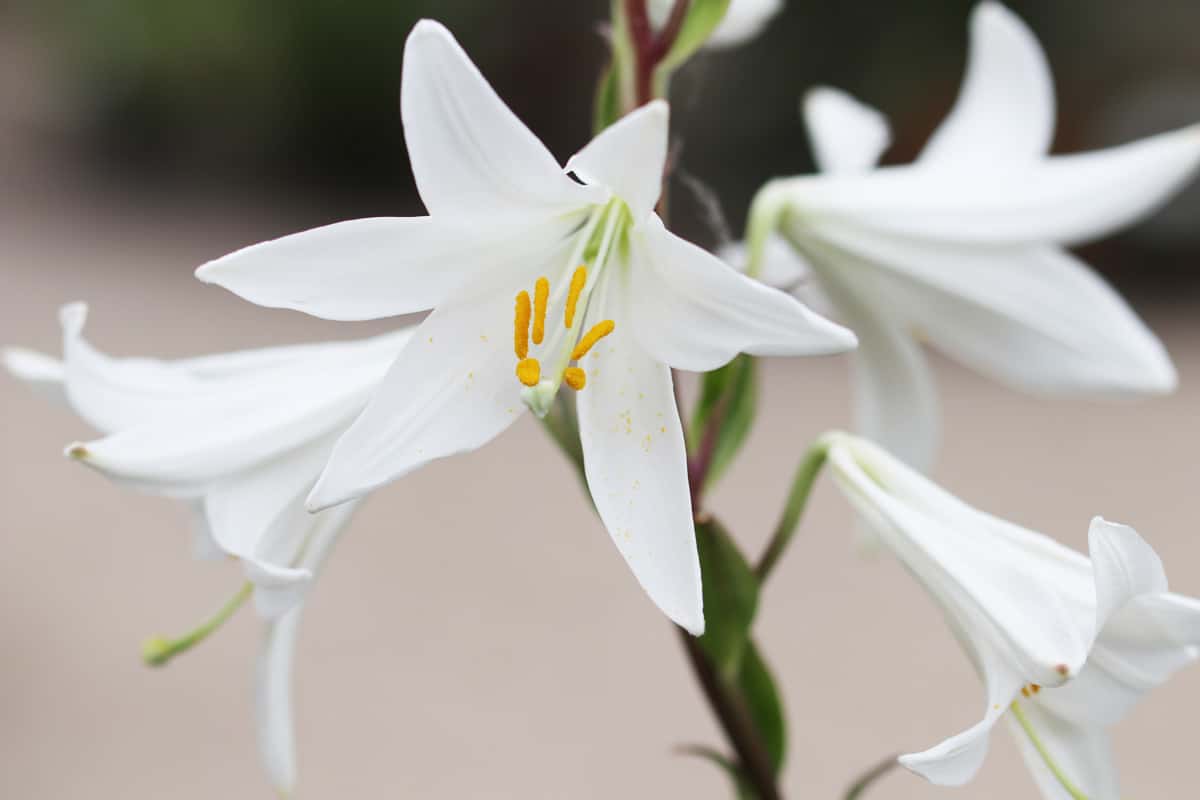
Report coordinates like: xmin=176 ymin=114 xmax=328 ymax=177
xmin=197 ymin=20 xmax=855 ymax=635
xmin=3 ymin=304 xmax=413 ymax=794
xmin=648 ymin=0 xmax=784 ymax=49
xmin=746 ymin=1 xmax=1200 ymax=470
xmin=824 ymin=432 xmax=1200 ymax=798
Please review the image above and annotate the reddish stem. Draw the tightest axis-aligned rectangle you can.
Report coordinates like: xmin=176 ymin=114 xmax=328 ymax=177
xmin=624 ymin=0 xmax=692 ymax=106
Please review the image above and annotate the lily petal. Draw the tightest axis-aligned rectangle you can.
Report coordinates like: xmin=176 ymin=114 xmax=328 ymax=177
xmin=813 ymin=261 xmax=939 ymax=470
xmin=576 ymin=279 xmax=703 ymax=634
xmin=197 ymin=214 xmax=583 ymax=322
xmin=68 ymin=363 xmax=382 ymax=495
xmin=254 ymin=497 xmax=355 ymax=795
xmin=400 ymin=20 xmax=595 ymax=217
xmin=803 ymin=87 xmax=891 ymax=173
xmin=920 ymin=2 xmax=1054 ymax=166
xmin=308 ymin=290 xmax=532 ymax=511
xmin=566 ymin=100 xmax=668 ymax=222
xmin=900 ymin=665 xmax=1023 ymax=785
xmin=1089 ymin=518 xmax=1168 ymax=634
xmin=800 ymin=226 xmax=1176 ymax=394
xmin=629 ymin=217 xmax=856 ymax=372
xmin=1007 ymin=701 xmax=1120 ymax=800
xmin=2 ymin=346 xmax=67 ymax=407
xmin=773 ymin=124 xmax=1200 ymax=246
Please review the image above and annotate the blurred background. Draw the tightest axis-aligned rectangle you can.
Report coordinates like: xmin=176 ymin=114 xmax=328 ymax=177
xmin=1 ymin=0 xmax=1198 ymax=797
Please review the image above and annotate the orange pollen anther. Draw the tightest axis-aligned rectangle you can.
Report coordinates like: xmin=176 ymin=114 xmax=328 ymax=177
xmin=516 ymin=358 xmax=541 ymax=387
xmin=564 ymin=266 xmax=587 ymax=328
xmin=571 ymin=320 xmax=615 ymax=361
xmin=563 ymin=367 xmax=587 ymax=391
xmin=514 ymin=291 xmax=531 ymax=359
xmin=532 ymin=277 xmax=549 ymax=345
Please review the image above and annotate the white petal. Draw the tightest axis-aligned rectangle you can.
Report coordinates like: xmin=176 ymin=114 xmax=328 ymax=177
xmin=802 ymin=87 xmax=891 ymax=173
xmin=1088 ymin=518 xmax=1168 ymax=635
xmin=69 ymin=362 xmax=380 ymax=494
xmin=2 ymin=346 xmax=67 ymax=406
xmin=566 ymin=100 xmax=668 ymax=221
xmin=198 ymin=214 xmax=583 ymax=322
xmin=707 ymin=0 xmax=784 ymax=47
xmin=576 ymin=282 xmax=703 ymax=633
xmin=777 ymin=124 xmax=1200 ymax=245
xmin=811 ymin=259 xmax=939 ymax=470
xmin=400 ymin=20 xmax=596 ymax=217
xmin=173 ymin=327 xmax=415 ymax=380
xmin=257 ymin=608 xmax=301 ymax=795
xmin=186 ymin=500 xmax=224 ymax=561
xmin=628 ymin=217 xmax=856 ymax=372
xmin=308 ymin=291 xmax=529 ymax=511
xmin=919 ymin=2 xmax=1055 ymax=166
xmin=720 ymin=235 xmax=813 ymax=292
xmin=900 ymin=667 xmax=1023 ymax=785
xmin=800 ymin=226 xmax=1177 ymax=394
xmin=254 ymin=497 xmax=355 ymax=795
xmin=1007 ymin=702 xmax=1120 ymax=800
xmin=826 ymin=435 xmax=1092 ymax=687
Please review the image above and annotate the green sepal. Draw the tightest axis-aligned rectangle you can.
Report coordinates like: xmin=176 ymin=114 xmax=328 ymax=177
xmin=695 ymin=517 xmax=759 ymax=679
xmin=659 ymin=0 xmax=732 ymax=70
xmin=737 ymin=641 xmax=786 ymax=773
xmin=691 ymin=354 xmax=758 ymax=489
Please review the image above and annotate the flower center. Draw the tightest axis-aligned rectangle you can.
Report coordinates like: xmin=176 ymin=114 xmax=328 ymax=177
xmin=512 ymin=264 xmax=615 ymax=414
xmin=511 ymin=199 xmax=627 ymax=417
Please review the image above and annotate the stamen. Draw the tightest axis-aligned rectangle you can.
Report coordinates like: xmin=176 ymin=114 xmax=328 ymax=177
xmin=516 ymin=358 xmax=541 ymax=387
xmin=571 ymin=319 xmax=615 ymax=360
xmin=532 ymin=277 xmax=549 ymax=345
xmin=564 ymin=266 xmax=587 ymax=328
xmin=514 ymin=291 xmax=531 ymax=359
xmin=563 ymin=367 xmax=587 ymax=391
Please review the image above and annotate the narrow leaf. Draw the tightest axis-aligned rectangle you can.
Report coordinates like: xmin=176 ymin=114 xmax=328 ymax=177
xmin=695 ymin=517 xmax=759 ymax=678
xmin=659 ymin=0 xmax=732 ymax=70
xmin=737 ymin=641 xmax=786 ymax=772
xmin=592 ymin=65 xmax=620 ymax=135
xmin=691 ymin=355 xmax=758 ymax=488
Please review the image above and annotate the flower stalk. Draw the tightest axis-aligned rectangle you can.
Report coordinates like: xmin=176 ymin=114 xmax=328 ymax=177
xmin=142 ymin=581 xmax=254 ymax=667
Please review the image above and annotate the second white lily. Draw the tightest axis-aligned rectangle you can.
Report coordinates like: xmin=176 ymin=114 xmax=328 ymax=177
xmin=747 ymin=1 xmax=1200 ymax=470
xmin=824 ymin=432 xmax=1200 ymax=799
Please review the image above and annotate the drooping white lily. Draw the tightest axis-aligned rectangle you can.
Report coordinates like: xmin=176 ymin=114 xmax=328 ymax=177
xmin=648 ymin=0 xmax=784 ymax=49
xmin=823 ymin=432 xmax=1200 ymax=798
xmin=746 ymin=1 xmax=1200 ymax=470
xmin=3 ymin=304 xmax=413 ymax=794
xmin=196 ymin=19 xmax=855 ymax=635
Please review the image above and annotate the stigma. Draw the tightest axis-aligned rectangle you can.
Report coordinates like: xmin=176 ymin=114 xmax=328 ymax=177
xmin=512 ymin=266 xmax=614 ymax=416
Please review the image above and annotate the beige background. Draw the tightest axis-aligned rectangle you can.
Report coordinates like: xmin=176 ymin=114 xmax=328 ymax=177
xmin=1 ymin=155 xmax=1199 ymax=800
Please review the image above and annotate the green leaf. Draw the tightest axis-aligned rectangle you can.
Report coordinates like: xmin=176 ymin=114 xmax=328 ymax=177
xmin=695 ymin=517 xmax=759 ymax=679
xmin=737 ymin=641 xmax=786 ymax=772
xmin=592 ymin=64 xmax=620 ymax=135
xmin=678 ymin=745 xmax=756 ymax=800
xmin=691 ymin=355 xmax=758 ymax=488
xmin=659 ymin=0 xmax=732 ymax=70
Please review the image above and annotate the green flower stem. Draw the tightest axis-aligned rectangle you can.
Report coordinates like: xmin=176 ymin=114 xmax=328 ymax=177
xmin=843 ymin=753 xmax=900 ymax=800
xmin=142 ymin=581 xmax=254 ymax=667
xmin=1010 ymin=701 xmax=1090 ymax=800
xmin=678 ymin=622 xmax=782 ymax=800
xmin=756 ymin=442 xmax=829 ymax=582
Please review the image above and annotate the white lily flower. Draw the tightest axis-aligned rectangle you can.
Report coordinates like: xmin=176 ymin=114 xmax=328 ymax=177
xmin=196 ymin=19 xmax=855 ymax=635
xmin=749 ymin=1 xmax=1200 ymax=470
xmin=824 ymin=432 xmax=1200 ymax=798
xmin=648 ymin=0 xmax=784 ymax=49
xmin=4 ymin=303 xmax=413 ymax=794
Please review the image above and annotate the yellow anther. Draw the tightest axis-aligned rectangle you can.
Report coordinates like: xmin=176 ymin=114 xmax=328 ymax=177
xmin=516 ymin=358 xmax=541 ymax=387
xmin=514 ymin=291 xmax=531 ymax=359
xmin=571 ymin=319 xmax=615 ymax=360
xmin=563 ymin=367 xmax=587 ymax=391
xmin=564 ymin=266 xmax=587 ymax=328
xmin=532 ymin=277 xmax=549 ymax=345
